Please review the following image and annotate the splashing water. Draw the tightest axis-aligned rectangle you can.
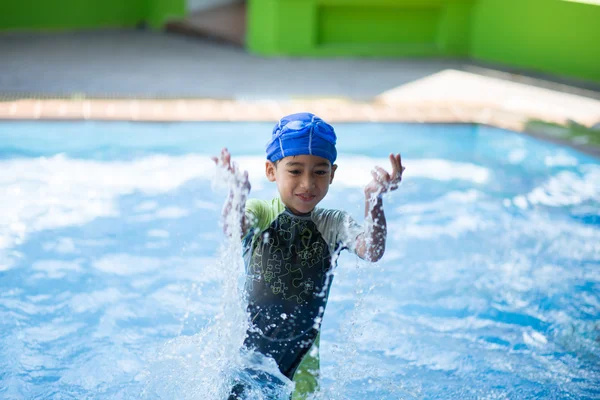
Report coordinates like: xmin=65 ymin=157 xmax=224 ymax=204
xmin=1 ymin=122 xmax=599 ymax=399
xmin=141 ymin=162 xmax=293 ymax=400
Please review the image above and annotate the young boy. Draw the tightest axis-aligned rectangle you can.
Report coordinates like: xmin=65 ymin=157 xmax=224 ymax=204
xmin=213 ymin=113 xmax=403 ymax=399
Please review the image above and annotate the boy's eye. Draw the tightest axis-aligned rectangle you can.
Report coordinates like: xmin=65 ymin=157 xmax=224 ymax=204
xmin=288 ymin=170 xmax=301 ymax=175
xmin=315 ymin=170 xmax=327 ymax=176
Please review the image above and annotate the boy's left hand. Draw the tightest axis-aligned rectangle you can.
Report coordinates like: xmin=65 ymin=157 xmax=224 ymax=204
xmin=365 ymin=153 xmax=404 ymax=198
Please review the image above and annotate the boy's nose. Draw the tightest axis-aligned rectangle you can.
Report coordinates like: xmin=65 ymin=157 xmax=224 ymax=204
xmin=301 ymin=176 xmax=315 ymax=189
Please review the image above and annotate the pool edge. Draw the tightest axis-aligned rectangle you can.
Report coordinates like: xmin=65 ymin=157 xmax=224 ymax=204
xmin=1 ymin=95 xmax=599 ymax=157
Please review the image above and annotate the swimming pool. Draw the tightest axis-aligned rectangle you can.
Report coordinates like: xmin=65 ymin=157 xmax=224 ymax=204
xmin=0 ymin=121 xmax=598 ymax=399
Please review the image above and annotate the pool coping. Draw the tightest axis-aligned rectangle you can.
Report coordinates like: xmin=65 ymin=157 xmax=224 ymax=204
xmin=1 ymin=70 xmax=599 ymax=156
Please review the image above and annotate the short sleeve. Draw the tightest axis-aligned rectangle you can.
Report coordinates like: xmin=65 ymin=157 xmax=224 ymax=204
xmin=335 ymin=211 xmax=363 ymax=254
xmin=245 ymin=198 xmax=285 ymax=234
xmin=245 ymin=198 xmax=268 ymax=231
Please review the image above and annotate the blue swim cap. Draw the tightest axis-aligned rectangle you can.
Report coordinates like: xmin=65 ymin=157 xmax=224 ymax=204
xmin=266 ymin=112 xmax=337 ymax=164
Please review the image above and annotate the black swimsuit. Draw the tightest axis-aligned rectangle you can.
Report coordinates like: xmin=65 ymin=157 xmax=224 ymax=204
xmin=229 ymin=198 xmax=360 ymax=398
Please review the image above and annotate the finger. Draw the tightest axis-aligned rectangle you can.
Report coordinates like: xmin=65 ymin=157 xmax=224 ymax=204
xmin=392 ymin=154 xmax=404 ymax=182
xmin=375 ymin=166 xmax=391 ymax=182
xmin=211 ymin=156 xmax=218 ymax=164
xmin=371 ymin=170 xmax=386 ymax=186
xmin=390 ymin=154 xmax=400 ymax=167
xmin=395 ymin=153 xmax=403 ymax=170
xmin=389 ymin=154 xmax=399 ymax=177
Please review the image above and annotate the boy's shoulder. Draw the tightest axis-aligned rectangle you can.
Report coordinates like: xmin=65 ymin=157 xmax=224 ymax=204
xmin=246 ymin=197 xmax=347 ymax=219
xmin=246 ymin=197 xmax=285 ymax=219
xmin=245 ymin=198 xmax=361 ymax=252
xmin=311 ymin=206 xmax=354 ymax=231
xmin=311 ymin=205 xmax=346 ymax=219
xmin=245 ymin=198 xmax=351 ymax=231
xmin=245 ymin=198 xmax=285 ymax=233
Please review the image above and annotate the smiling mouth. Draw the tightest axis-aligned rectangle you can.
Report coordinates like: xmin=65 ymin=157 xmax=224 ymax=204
xmin=296 ymin=194 xmax=316 ymax=202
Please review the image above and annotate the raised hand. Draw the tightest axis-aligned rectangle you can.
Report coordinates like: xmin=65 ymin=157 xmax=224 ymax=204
xmin=212 ymin=147 xmax=234 ymax=171
xmin=212 ymin=148 xmax=251 ymax=193
xmin=364 ymin=153 xmax=404 ymax=199
xmin=212 ymin=148 xmax=251 ymax=236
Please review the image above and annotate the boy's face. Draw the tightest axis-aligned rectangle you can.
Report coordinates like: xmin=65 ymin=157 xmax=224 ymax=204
xmin=265 ymin=155 xmax=337 ymax=215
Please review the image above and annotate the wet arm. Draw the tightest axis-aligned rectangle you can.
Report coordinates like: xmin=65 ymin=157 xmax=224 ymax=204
xmin=222 ymin=189 xmax=251 ymax=237
xmin=354 ymin=153 xmax=403 ymax=262
xmin=212 ymin=148 xmax=251 ymax=237
xmin=355 ymin=197 xmax=387 ymax=262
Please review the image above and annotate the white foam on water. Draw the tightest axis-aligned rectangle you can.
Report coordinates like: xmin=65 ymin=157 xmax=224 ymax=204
xmin=0 ymin=154 xmax=488 ymax=272
xmin=514 ymin=164 xmax=600 ymax=208
xmin=147 ymin=229 xmax=170 ymax=238
xmin=154 ymin=206 xmax=190 ymax=219
xmin=138 ymin=160 xmax=293 ymax=400
xmin=134 ymin=200 xmax=159 ymax=212
xmin=523 ymin=331 xmax=548 ymax=347
xmin=334 ymin=157 xmax=490 ymax=186
xmin=0 ymin=154 xmax=212 ymax=271
xmin=544 ymin=152 xmax=578 ymax=167
xmin=403 ymin=214 xmax=489 ymax=239
xmin=92 ymin=254 xmax=163 ymax=276
xmin=7 ymin=149 xmax=596 ymax=398
xmin=508 ymin=148 xmax=528 ymax=164
xmin=31 ymin=259 xmax=82 ymax=279
xmin=42 ymin=237 xmax=78 ymax=254
xmin=396 ymin=189 xmax=492 ymax=239
xmin=195 ymin=200 xmax=219 ymax=210
xmin=22 ymin=321 xmax=86 ymax=344
xmin=398 ymin=189 xmax=482 ymax=214
xmin=69 ymin=288 xmax=132 ymax=314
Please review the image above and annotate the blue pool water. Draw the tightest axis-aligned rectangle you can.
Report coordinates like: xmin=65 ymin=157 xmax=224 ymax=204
xmin=0 ymin=121 xmax=599 ymax=399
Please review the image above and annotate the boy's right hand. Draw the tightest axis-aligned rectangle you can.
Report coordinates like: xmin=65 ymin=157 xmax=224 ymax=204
xmin=212 ymin=148 xmax=252 ymax=236
xmin=212 ymin=148 xmax=251 ymax=193
xmin=212 ymin=147 xmax=234 ymax=173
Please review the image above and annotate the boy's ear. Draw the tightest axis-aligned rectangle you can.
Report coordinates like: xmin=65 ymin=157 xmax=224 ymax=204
xmin=330 ymin=164 xmax=338 ymax=184
xmin=265 ymin=161 xmax=277 ymax=182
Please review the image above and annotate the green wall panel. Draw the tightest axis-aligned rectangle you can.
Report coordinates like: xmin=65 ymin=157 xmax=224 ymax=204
xmin=1 ymin=0 xmax=597 ymax=83
xmin=470 ymin=0 xmax=600 ymax=82
xmin=249 ymin=0 xmax=475 ymax=57
xmin=277 ymin=1 xmax=316 ymax=52
xmin=318 ymin=6 xmax=441 ymax=45
xmin=147 ymin=0 xmax=186 ymax=29
xmin=0 ymin=0 xmax=185 ymax=31
xmin=248 ymin=0 xmax=599 ymax=82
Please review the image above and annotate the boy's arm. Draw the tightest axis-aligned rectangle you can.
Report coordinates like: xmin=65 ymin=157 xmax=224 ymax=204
xmin=354 ymin=153 xmax=404 ymax=262
xmin=355 ymin=198 xmax=387 ymax=262
xmin=223 ymin=187 xmax=252 ymax=237
xmin=212 ymin=148 xmax=252 ymax=237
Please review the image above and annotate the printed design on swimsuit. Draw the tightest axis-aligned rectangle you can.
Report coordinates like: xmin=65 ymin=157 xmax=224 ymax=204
xmin=247 ymin=212 xmax=330 ymax=305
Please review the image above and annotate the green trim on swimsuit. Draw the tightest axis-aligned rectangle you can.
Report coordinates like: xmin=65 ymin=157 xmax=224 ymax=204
xmin=292 ymin=334 xmax=320 ymax=400
xmin=245 ymin=197 xmax=285 ymax=233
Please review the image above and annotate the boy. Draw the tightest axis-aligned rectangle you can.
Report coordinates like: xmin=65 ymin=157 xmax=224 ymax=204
xmin=213 ymin=113 xmax=403 ymax=399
